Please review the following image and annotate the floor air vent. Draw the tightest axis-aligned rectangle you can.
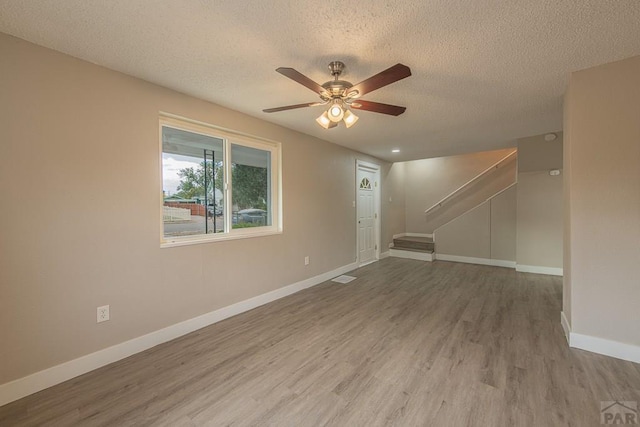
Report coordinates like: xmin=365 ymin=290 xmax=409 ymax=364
xmin=331 ymin=275 xmax=357 ymax=284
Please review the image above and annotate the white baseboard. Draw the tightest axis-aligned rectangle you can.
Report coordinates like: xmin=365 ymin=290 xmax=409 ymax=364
xmin=570 ymin=334 xmax=640 ymax=364
xmin=389 ymin=248 xmax=434 ymax=261
xmin=561 ymin=311 xmax=571 ymax=344
xmin=433 ymin=255 xmax=562 ymax=276
xmin=0 ymin=261 xmax=358 ymax=407
xmin=435 ymin=253 xmax=515 ymax=268
xmin=379 ymin=251 xmax=390 ymax=259
xmin=392 ymin=232 xmax=433 ymax=239
xmin=560 ymin=311 xmax=640 ymax=363
xmin=516 ymin=264 xmax=563 ymax=276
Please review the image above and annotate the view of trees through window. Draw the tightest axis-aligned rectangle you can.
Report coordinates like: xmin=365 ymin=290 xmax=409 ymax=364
xmin=230 ymin=143 xmax=271 ymax=229
xmin=162 ymin=124 xmax=273 ymax=240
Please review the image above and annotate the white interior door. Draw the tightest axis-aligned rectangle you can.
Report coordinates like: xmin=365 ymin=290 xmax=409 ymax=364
xmin=357 ymin=168 xmax=376 ymax=265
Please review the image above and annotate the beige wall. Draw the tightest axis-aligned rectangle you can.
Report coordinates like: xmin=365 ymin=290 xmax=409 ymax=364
xmin=0 ymin=34 xmax=400 ymax=385
xmin=516 ymin=172 xmax=563 ymax=268
xmin=404 ymin=148 xmax=516 ymax=234
xmin=434 ymin=185 xmax=517 ymax=262
xmin=564 ymin=55 xmax=640 ymax=345
xmin=491 ymin=186 xmax=517 ymax=261
xmin=435 ymin=203 xmax=490 ymax=258
xmin=562 ymin=86 xmax=573 ymax=321
xmin=516 ymin=133 xmax=564 ymax=269
xmin=518 ymin=133 xmax=563 ymax=172
xmin=382 ymin=162 xmax=406 ymax=246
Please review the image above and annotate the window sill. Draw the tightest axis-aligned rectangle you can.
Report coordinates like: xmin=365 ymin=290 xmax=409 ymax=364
xmin=160 ymin=228 xmax=282 ymax=248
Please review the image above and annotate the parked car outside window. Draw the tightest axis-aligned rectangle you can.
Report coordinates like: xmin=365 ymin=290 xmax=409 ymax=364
xmin=236 ymin=209 xmax=267 ymax=224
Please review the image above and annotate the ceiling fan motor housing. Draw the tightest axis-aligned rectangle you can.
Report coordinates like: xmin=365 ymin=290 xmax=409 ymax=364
xmin=322 ymin=61 xmax=355 ymax=100
xmin=321 ymin=80 xmax=353 ymax=98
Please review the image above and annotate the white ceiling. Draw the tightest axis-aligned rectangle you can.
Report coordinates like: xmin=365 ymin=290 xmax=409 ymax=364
xmin=2 ymin=1 xmax=640 ymax=162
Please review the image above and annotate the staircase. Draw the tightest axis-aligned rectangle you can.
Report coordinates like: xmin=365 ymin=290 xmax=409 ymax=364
xmin=389 ymin=236 xmax=435 ymax=261
xmin=423 ymin=150 xmax=517 ymax=232
xmin=389 ymin=150 xmax=518 ymax=263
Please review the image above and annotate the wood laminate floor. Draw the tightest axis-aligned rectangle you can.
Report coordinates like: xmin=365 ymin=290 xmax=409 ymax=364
xmin=2 ymin=258 xmax=639 ymax=426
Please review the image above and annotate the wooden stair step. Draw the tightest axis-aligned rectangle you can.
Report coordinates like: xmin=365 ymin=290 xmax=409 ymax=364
xmin=390 ymin=245 xmax=434 ymax=254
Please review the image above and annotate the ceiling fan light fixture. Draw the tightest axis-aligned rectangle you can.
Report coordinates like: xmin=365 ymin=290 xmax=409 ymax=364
xmin=343 ymin=110 xmax=359 ymax=128
xmin=316 ymin=111 xmax=337 ymax=129
xmin=328 ymin=101 xmax=344 ymax=122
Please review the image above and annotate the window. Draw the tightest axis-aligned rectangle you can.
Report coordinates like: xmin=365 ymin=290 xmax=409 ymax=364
xmin=160 ymin=115 xmax=281 ymax=246
xmin=359 ymin=177 xmax=372 ymax=190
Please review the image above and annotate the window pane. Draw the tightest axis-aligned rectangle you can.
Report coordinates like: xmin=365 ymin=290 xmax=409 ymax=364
xmin=162 ymin=126 xmax=225 ymax=238
xmin=231 ymin=144 xmax=271 ymax=228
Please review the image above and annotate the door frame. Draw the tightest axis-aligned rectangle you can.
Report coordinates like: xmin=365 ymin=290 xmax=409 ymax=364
xmin=356 ymin=160 xmax=381 ymax=266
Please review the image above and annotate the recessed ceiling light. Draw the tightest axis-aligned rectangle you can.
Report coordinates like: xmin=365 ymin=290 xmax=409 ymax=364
xmin=392 ymin=149 xmax=400 ymax=153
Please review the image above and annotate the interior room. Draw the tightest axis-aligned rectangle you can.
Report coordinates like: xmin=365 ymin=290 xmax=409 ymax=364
xmin=1 ymin=1 xmax=639 ymax=425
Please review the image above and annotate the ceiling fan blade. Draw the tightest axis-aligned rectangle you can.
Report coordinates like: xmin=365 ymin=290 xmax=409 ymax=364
xmin=276 ymin=67 xmax=329 ymax=97
xmin=348 ymin=64 xmax=411 ymax=98
xmin=263 ymin=102 xmax=325 ymax=113
xmin=350 ymin=100 xmax=406 ymax=116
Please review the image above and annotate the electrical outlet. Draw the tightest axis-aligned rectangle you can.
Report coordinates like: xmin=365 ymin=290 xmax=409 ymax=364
xmin=97 ymin=305 xmax=110 ymax=323
xmin=304 ymin=256 xmax=310 ymax=266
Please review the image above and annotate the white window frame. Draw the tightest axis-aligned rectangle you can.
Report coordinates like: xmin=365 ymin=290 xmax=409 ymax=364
xmin=159 ymin=113 xmax=282 ymax=248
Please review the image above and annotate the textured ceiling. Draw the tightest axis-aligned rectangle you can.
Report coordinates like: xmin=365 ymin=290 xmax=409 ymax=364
xmin=2 ymin=1 xmax=640 ymax=161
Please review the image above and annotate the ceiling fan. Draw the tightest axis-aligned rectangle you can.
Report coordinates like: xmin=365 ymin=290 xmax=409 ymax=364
xmin=263 ymin=61 xmax=411 ymax=129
